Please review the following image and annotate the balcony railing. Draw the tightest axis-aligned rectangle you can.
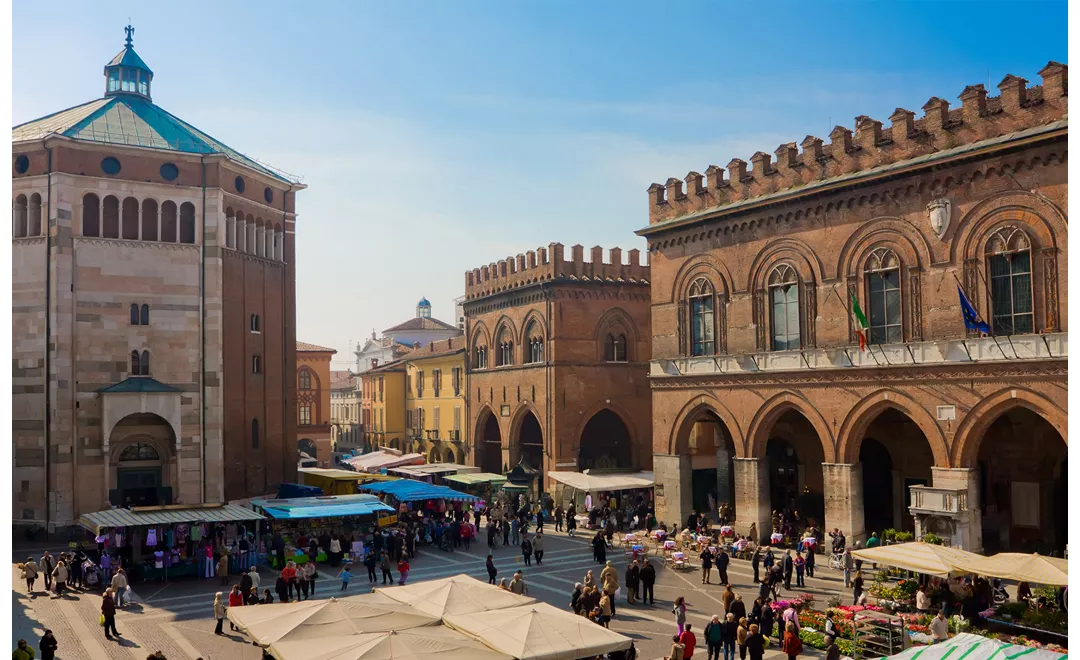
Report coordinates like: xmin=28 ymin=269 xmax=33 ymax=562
xmin=909 ymin=486 xmax=968 ymax=514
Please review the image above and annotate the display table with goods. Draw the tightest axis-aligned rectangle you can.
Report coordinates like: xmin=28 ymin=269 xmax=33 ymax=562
xmin=250 ymin=494 xmax=396 ymax=567
xmin=77 ymin=503 xmax=268 ymax=582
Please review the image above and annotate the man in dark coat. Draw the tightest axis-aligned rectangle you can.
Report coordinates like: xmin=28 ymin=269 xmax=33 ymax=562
xmin=751 ymin=547 xmax=761 ymax=584
xmin=715 ymin=548 xmax=730 ymax=586
xmin=625 ymin=560 xmax=640 ymax=604
xmin=782 ymin=552 xmax=794 ymax=592
xmin=640 ymin=560 xmax=657 ymax=605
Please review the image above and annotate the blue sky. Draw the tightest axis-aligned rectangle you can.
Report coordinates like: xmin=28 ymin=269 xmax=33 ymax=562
xmin=13 ymin=1 xmax=1067 ymax=369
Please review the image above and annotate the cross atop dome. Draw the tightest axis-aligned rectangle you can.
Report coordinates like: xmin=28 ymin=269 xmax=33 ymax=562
xmin=104 ymin=24 xmax=154 ymax=101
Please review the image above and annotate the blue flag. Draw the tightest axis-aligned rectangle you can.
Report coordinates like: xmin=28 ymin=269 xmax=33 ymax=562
xmin=958 ymin=285 xmax=991 ymax=334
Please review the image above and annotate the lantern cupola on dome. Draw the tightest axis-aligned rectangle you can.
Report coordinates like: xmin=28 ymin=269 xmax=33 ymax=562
xmin=104 ymin=24 xmax=154 ymax=101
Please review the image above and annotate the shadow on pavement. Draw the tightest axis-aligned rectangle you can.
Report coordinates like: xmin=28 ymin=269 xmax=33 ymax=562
xmin=11 ymin=590 xmax=43 ymax=642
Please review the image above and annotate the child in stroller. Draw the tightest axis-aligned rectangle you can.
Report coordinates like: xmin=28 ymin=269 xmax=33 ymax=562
xmin=83 ymin=560 xmax=101 ymax=591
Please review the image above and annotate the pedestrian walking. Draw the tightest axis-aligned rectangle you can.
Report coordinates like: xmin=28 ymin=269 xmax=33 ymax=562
xmin=716 ymin=547 xmax=730 ymax=585
xmin=364 ymin=552 xmax=378 ymax=583
xmin=240 ymin=569 xmax=254 ymax=603
xmin=248 ymin=566 xmax=262 ymax=593
xmin=751 ymin=548 xmax=761 ymax=584
xmin=843 ymin=549 xmax=854 ymax=588
xmin=218 ymin=552 xmax=230 ymax=586
xmin=673 ymin=596 xmax=688 ymax=635
xmin=102 ymin=588 xmax=120 ymax=639
xmin=213 ymin=592 xmax=226 ymax=635
xmin=737 ymin=618 xmax=749 ymax=660
xmin=782 ymin=551 xmax=793 ymax=592
xmin=722 ymin=584 xmax=736 ymax=614
xmin=521 ymin=534 xmax=533 ymax=566
xmin=700 ymin=546 xmax=714 ymax=584
xmin=721 ymin=613 xmax=738 ymax=660
xmin=598 ymin=591 xmax=613 ymax=628
xmin=782 ymin=621 xmax=803 ymax=660
xmin=533 ymin=532 xmax=545 ymax=565
xmin=745 ymin=624 xmax=765 ymax=660
xmin=554 ymin=505 xmax=564 ymax=532
xmin=601 ymin=560 xmax=619 ymax=617
xmin=21 ymin=558 xmax=38 ymax=595
xmin=12 ymin=640 xmax=34 ymax=660
xmin=852 ymin=570 xmax=864 ymax=605
xmin=380 ymin=551 xmax=393 ymax=584
xmin=397 ymin=557 xmax=410 ymax=585
xmin=571 ymin=582 xmax=584 ymax=614
xmin=760 ymin=602 xmax=775 ymax=639
xmin=705 ymin=615 xmax=724 ymax=660
xmin=282 ymin=561 xmax=298 ymax=600
xmin=641 ymin=560 xmax=656 ymax=605
xmin=40 ymin=552 xmax=54 ymax=592
xmin=228 ymin=584 xmax=244 ymax=630
xmin=730 ymin=594 xmax=747 ymax=622
xmin=566 ymin=509 xmax=577 ymax=538
xmin=297 ymin=563 xmax=310 ymax=601
xmin=625 ymin=560 xmax=640 ymax=605
xmin=679 ymin=624 xmax=697 ymax=660
xmin=509 ymin=571 xmax=528 ymax=595
xmin=805 ymin=547 xmax=815 ymax=578
xmin=51 ymin=561 xmax=68 ymax=598
xmin=486 ymin=555 xmax=498 ymax=585
xmin=37 ymin=629 xmax=57 ymax=660
xmin=338 ymin=565 xmax=353 ymax=592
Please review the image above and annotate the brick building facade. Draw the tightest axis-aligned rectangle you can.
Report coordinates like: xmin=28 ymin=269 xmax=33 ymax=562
xmin=296 ymin=342 xmax=336 ymax=468
xmin=11 ymin=28 xmax=300 ymax=530
xmin=462 ymin=243 xmax=653 ymax=496
xmin=639 ymin=64 xmax=1068 ymax=553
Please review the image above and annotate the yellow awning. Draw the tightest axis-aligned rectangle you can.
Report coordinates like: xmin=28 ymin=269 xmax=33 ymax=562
xmin=851 ymin=542 xmax=983 ymax=578
xmin=965 ymin=553 xmax=1069 ymax=586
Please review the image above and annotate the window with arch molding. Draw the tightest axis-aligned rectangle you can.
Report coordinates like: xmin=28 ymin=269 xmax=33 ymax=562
xmin=865 ymin=248 xmax=902 ymax=344
xmin=769 ymin=264 xmax=801 ymax=351
xmin=474 ymin=344 xmax=488 ymax=369
xmin=130 ymin=304 xmax=140 ymax=326
xmin=605 ymin=333 xmax=628 ymax=362
xmin=119 ymin=443 xmax=160 ymax=462
xmin=140 ymin=304 xmax=150 ymax=326
xmin=130 ymin=350 xmax=150 ymax=376
xmin=687 ymin=277 xmax=715 ymax=356
xmin=299 ymin=369 xmax=312 ymax=390
xmin=525 ymin=322 xmax=544 ymax=364
xmin=496 ymin=327 xmax=513 ymax=367
xmin=985 ymin=226 xmax=1034 ymax=335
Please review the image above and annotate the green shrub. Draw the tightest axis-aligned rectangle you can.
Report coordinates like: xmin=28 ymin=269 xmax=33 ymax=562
xmin=921 ymin=532 xmax=944 ymax=545
xmin=882 ymin=529 xmax=897 ymax=542
xmin=894 ymin=531 xmax=914 ymax=542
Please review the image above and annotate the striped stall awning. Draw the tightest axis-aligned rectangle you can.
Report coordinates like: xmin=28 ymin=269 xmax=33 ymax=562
xmin=79 ymin=504 xmax=266 ymax=534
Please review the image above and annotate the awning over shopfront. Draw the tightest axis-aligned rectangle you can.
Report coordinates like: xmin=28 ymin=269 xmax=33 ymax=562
xmin=78 ymin=503 xmax=265 ymax=535
xmin=345 ymin=450 xmax=425 ymax=473
xmin=299 ymin=468 xmax=398 ymax=495
xmin=359 ymin=480 xmax=480 ymax=503
xmin=444 ymin=473 xmax=507 ymax=486
xmin=393 ymin=463 xmax=480 ymax=477
xmin=884 ymin=633 xmax=1064 ymax=660
xmin=547 ymin=471 xmax=655 ymax=493
xmin=851 ymin=542 xmax=983 ymax=578
xmin=251 ymin=494 xmax=396 ymax=520
xmin=964 ymin=553 xmax=1069 ymax=586
xmin=444 ymin=601 xmax=633 ymax=660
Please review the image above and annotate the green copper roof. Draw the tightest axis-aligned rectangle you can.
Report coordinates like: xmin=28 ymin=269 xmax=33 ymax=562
xmin=98 ymin=377 xmax=181 ymax=393
xmin=12 ymin=95 xmax=295 ymax=183
xmin=106 ymin=46 xmax=153 ymax=75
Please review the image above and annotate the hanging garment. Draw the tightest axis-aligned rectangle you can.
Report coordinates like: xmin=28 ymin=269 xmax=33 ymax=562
xmin=175 ymin=524 xmax=189 ymax=544
xmin=154 ymin=551 xmax=164 ymax=569
xmin=190 ymin=524 xmax=203 ymax=542
xmin=146 ymin=528 xmax=158 ymax=547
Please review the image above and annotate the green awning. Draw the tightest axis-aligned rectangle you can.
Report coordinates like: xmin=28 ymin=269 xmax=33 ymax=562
xmin=79 ymin=504 xmax=265 ymax=534
xmin=98 ymin=377 xmax=180 ymax=393
xmin=444 ymin=473 xmax=508 ymax=486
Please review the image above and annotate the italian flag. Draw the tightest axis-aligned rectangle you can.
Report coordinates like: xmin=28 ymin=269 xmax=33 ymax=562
xmin=850 ymin=291 xmax=869 ymax=351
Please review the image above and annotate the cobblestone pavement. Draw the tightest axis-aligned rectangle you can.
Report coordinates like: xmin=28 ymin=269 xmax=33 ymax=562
xmin=13 ymin=531 xmax=840 ymax=659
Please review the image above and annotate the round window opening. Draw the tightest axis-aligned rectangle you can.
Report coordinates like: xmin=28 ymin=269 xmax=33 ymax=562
xmin=160 ymin=162 xmax=179 ymax=181
xmin=14 ymin=155 xmax=29 ymax=174
xmin=235 ymin=176 xmax=246 ymax=193
xmin=264 ymin=187 xmax=274 ymax=204
xmin=101 ymin=157 xmax=122 ymax=175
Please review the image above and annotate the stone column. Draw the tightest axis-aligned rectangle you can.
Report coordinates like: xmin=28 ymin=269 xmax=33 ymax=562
xmin=716 ymin=443 xmax=733 ymax=509
xmin=236 ymin=219 xmax=246 ymax=252
xmin=823 ymin=463 xmax=866 ymax=546
xmin=653 ymin=453 xmax=691 ymax=528
xmin=931 ymin=467 xmax=983 ymax=552
xmin=734 ymin=457 xmax=770 ymax=543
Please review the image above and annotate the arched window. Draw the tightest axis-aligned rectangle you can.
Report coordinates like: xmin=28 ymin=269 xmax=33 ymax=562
xmin=236 ymin=215 xmax=247 ymax=252
xmin=103 ymin=196 xmax=120 ymax=238
xmin=252 ymin=418 xmax=260 ymax=448
xmin=13 ymin=194 xmax=27 ymax=237
xmin=986 ymin=226 xmax=1034 ymax=335
xmin=246 ymin=215 xmax=256 ymax=252
xmin=122 ymin=196 xmax=139 ymax=239
xmin=524 ymin=321 xmax=544 ymax=364
xmin=250 ymin=314 xmax=260 ymax=332
xmin=140 ymin=350 xmax=150 ymax=376
xmin=769 ymin=264 xmax=801 ymax=351
xmin=255 ymin=221 xmax=265 ymax=257
xmin=141 ymin=199 xmax=158 ymax=241
xmin=496 ymin=327 xmax=513 ymax=367
xmin=299 ymin=369 xmax=312 ymax=390
xmin=130 ymin=350 xmax=139 ymax=374
xmin=130 ymin=304 xmax=139 ymax=326
xmin=474 ymin=344 xmax=488 ymax=369
xmin=865 ymin=248 xmax=902 ymax=344
xmin=119 ymin=443 xmax=160 ymax=462
xmin=687 ymin=277 xmax=715 ymax=356
xmin=82 ymin=193 xmax=100 ymax=237
xmin=140 ymin=304 xmax=150 ymax=326
xmin=179 ymin=202 xmax=196 ymax=244
xmin=161 ymin=201 xmax=178 ymax=242
xmin=605 ymin=333 xmax=628 ymax=362
xmin=28 ymin=193 xmax=41 ymax=236
xmin=226 ymin=213 xmax=235 ymax=248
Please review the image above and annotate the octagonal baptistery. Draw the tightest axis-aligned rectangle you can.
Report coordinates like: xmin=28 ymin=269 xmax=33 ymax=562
xmin=11 ymin=26 xmax=304 ymax=531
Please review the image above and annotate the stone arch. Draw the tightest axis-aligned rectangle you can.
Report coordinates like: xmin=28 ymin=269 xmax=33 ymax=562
xmin=12 ymin=194 xmax=27 ymax=237
xmin=951 ymin=191 xmax=1066 ymax=264
xmin=102 ymin=194 xmax=120 ymax=238
xmin=669 ymin=254 xmax=733 ymax=302
xmin=442 ymin=445 xmax=458 ymax=464
xmin=508 ymin=403 xmax=544 ymax=470
xmin=837 ymin=216 xmax=932 ymax=280
xmin=746 ymin=237 xmax=825 ymax=294
xmin=179 ymin=202 xmax=196 ymax=243
xmin=493 ymin=316 xmax=517 ymax=366
xmin=274 ymin=223 xmax=283 ymax=260
xmin=951 ymin=387 xmax=1067 ymax=468
xmin=82 ymin=192 xmax=100 ymax=237
xmin=574 ymin=400 xmax=640 ymax=466
xmin=745 ymin=391 xmax=836 ymax=462
xmin=474 ymin=405 xmax=503 ymax=473
xmin=593 ymin=306 xmax=639 ymax=362
xmin=519 ymin=309 xmax=548 ymax=346
xmin=160 ymin=200 xmax=178 ymax=242
xmin=141 ymin=198 xmax=159 ymax=241
xmin=837 ymin=389 xmax=950 ymax=467
xmin=28 ymin=193 xmax=41 ymax=236
xmin=106 ymin=412 xmax=179 ymax=506
xmin=255 ymin=217 xmax=265 ymax=257
xmin=470 ymin=320 xmax=492 ymax=369
xmin=668 ymin=394 xmax=745 ymax=457
xmin=427 ymin=446 xmax=439 ymax=463
xmin=122 ymin=196 xmax=140 ymax=239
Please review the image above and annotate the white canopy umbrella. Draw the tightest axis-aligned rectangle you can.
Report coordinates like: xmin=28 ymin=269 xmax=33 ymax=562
xmin=444 ymin=601 xmax=633 ymax=660
xmin=884 ymin=633 xmax=1064 ymax=660
xmin=851 ymin=542 xmax=983 ymax=578
xmin=547 ymin=471 xmax=654 ymax=493
xmin=965 ymin=553 xmax=1069 ymax=586
xmin=376 ymin=574 xmax=534 ymax=617
xmin=268 ymin=627 xmax=515 ymax=660
xmin=227 ymin=594 xmax=440 ymax=646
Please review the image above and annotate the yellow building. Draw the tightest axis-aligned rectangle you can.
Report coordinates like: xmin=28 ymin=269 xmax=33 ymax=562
xmin=361 ymin=361 xmax=406 ymax=452
xmin=404 ymin=337 xmax=466 ymax=464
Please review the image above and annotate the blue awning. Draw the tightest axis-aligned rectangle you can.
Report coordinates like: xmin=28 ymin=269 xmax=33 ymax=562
xmin=359 ymin=480 xmax=480 ymax=503
xmin=251 ymin=494 xmax=396 ymax=520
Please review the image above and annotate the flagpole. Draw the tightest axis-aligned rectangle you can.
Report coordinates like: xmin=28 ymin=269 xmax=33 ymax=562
xmin=972 ymin=264 xmax=1015 ymax=360
xmin=952 ymin=272 xmax=1009 ymax=357
xmin=827 ymin=285 xmax=880 ymax=366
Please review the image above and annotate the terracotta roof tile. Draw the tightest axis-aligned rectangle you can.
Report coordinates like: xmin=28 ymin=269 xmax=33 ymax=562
xmin=296 ymin=341 xmax=337 ymax=353
xmin=383 ymin=316 xmax=460 ymax=333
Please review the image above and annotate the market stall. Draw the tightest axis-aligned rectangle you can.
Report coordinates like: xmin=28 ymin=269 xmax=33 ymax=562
xmin=250 ymin=494 xmax=396 ymax=567
xmin=77 ymin=503 xmax=267 ymax=582
xmin=884 ymin=633 xmax=1065 ymax=660
xmin=963 ymin=552 xmax=1069 ymax=586
xmin=375 ymin=574 xmax=534 ymax=617
xmin=298 ymin=467 xmax=398 ymax=495
xmin=548 ymin=470 xmax=654 ymax=527
xmin=270 ymin=626 xmax=514 ymax=660
xmin=444 ymin=601 xmax=633 ymax=660
xmin=444 ymin=472 xmax=507 ymax=502
xmin=359 ymin=480 xmax=480 ymax=521
xmin=851 ymin=542 xmax=983 ymax=577
xmin=389 ymin=463 xmax=480 ymax=486
xmin=345 ymin=450 xmax=425 ymax=473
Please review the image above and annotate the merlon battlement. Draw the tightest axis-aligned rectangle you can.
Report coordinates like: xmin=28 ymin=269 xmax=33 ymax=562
xmin=464 ymin=242 xmax=650 ymax=300
xmin=646 ymin=62 xmax=1068 ymax=225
